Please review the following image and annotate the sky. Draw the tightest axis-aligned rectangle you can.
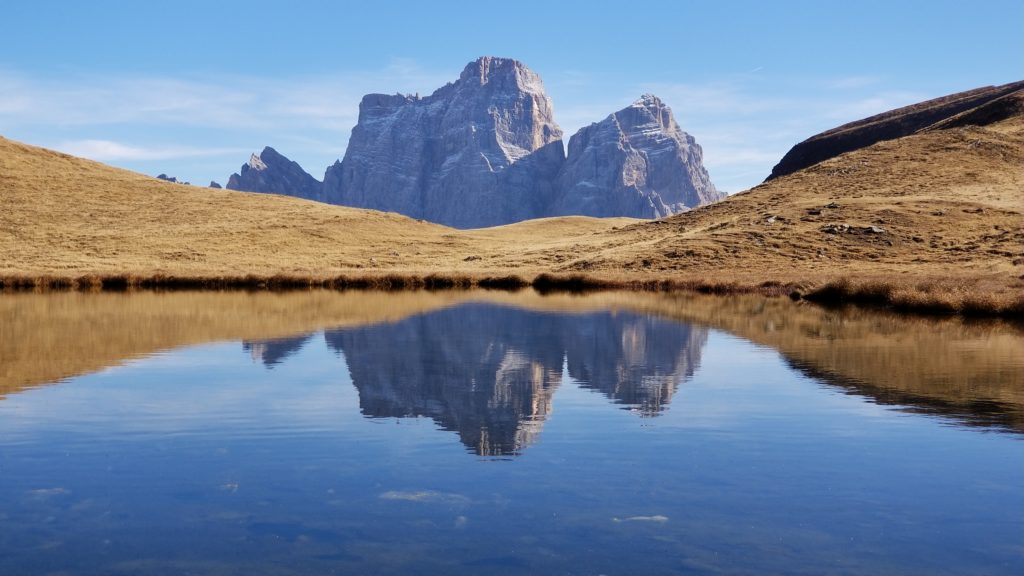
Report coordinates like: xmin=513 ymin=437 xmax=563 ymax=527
xmin=1 ymin=0 xmax=1022 ymax=193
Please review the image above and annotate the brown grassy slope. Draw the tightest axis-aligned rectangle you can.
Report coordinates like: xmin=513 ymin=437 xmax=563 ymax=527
xmin=551 ymin=102 xmax=1023 ymax=297
xmin=627 ymin=293 xmax=1024 ymax=430
xmin=0 ymin=138 xmax=632 ymax=276
xmin=3 ymin=290 xmax=1021 ymax=431
xmin=767 ymin=80 xmax=1024 ymax=179
xmin=1 ymin=92 xmax=1022 ymax=303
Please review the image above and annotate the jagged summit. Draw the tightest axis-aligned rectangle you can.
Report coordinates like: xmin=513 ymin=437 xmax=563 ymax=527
xmin=227 ymin=146 xmax=322 ymax=201
xmin=459 ymin=56 xmax=545 ymax=92
xmin=634 ymin=93 xmax=663 ymax=106
xmin=552 ymin=94 xmax=722 ymax=219
xmin=246 ymin=150 xmax=268 ymax=171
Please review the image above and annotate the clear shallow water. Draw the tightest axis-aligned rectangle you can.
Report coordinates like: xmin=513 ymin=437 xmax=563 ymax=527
xmin=0 ymin=294 xmax=1022 ymax=575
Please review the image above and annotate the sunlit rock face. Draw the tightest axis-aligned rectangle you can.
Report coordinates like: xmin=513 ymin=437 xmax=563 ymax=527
xmin=552 ymin=94 xmax=723 ymax=218
xmin=227 ymin=147 xmax=323 ymax=201
xmin=322 ymin=56 xmax=565 ymax=228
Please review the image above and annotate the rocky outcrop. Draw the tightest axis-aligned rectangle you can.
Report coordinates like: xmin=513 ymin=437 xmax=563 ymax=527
xmin=322 ymin=56 xmax=564 ymax=228
xmin=209 ymin=181 xmax=222 ymax=189
xmin=156 ymin=174 xmax=189 ymax=185
xmin=227 ymin=147 xmax=322 ymax=201
xmin=767 ymin=80 xmax=1024 ymax=180
xmin=553 ymin=94 xmax=722 ymax=218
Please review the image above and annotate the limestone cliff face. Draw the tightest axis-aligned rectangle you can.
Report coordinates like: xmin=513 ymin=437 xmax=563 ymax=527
xmin=227 ymin=147 xmax=322 ymax=201
xmin=552 ymin=94 xmax=723 ymax=219
xmin=322 ymin=56 xmax=565 ymax=228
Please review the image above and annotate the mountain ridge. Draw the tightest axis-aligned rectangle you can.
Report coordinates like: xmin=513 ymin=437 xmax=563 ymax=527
xmin=227 ymin=56 xmax=720 ymax=227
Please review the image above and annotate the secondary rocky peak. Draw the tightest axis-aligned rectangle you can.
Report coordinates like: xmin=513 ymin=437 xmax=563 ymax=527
xmin=552 ymin=95 xmax=722 ymax=219
xmin=227 ymin=147 xmax=322 ymax=201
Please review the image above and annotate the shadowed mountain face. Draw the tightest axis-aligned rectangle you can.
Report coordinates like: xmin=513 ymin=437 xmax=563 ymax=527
xmin=227 ymin=147 xmax=322 ymax=201
xmin=323 ymin=304 xmax=708 ymax=455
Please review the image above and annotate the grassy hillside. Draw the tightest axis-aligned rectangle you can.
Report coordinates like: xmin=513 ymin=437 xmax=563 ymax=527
xmin=1 ymin=89 xmax=1021 ymax=313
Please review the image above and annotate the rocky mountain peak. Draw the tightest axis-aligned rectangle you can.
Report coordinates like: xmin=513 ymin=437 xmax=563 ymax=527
xmin=246 ymin=151 xmax=268 ymax=171
xmin=227 ymin=147 xmax=322 ymax=201
xmin=460 ymin=56 xmax=542 ymax=92
xmin=552 ymin=94 xmax=722 ymax=219
xmin=634 ymin=93 xmax=664 ymax=107
xmin=321 ymin=56 xmax=565 ymax=228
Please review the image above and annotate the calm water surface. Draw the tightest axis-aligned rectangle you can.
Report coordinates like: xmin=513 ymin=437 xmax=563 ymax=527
xmin=0 ymin=291 xmax=1021 ymax=575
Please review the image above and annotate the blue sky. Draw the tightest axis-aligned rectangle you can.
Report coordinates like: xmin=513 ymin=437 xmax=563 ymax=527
xmin=2 ymin=0 xmax=1021 ymax=192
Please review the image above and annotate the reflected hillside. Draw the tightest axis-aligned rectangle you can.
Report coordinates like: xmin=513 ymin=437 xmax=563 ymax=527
xmin=323 ymin=304 xmax=706 ymax=455
xmin=1 ymin=289 xmax=1021 ymax=434
xmin=0 ymin=290 xmax=471 ymax=396
xmin=627 ymin=294 xmax=1024 ymax=432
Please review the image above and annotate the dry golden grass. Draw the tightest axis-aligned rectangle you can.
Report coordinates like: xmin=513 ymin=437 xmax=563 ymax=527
xmin=1 ymin=99 xmax=1022 ymax=315
xmin=0 ymin=290 xmax=473 ymax=396
xmin=2 ymin=290 xmax=1021 ymax=430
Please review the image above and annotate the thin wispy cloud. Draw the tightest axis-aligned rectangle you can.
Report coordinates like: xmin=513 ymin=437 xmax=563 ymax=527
xmin=56 ymin=140 xmax=245 ymax=162
xmin=0 ymin=62 xmax=454 ymax=132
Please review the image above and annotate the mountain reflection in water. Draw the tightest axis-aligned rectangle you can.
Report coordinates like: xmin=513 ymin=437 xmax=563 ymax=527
xmin=2 ymin=291 xmax=1023 ymax=575
xmin=243 ymin=305 xmax=706 ymax=455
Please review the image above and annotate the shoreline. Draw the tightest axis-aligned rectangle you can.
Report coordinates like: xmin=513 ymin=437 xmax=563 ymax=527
xmin=2 ymin=272 xmax=1020 ymax=319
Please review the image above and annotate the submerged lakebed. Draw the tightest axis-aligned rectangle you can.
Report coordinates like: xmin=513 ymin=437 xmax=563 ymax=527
xmin=1 ymin=290 xmax=1022 ymax=575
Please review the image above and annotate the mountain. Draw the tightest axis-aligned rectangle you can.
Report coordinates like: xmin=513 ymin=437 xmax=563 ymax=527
xmin=322 ymin=56 xmax=565 ymax=228
xmin=225 ymin=57 xmax=721 ymax=226
xmin=553 ymin=94 xmax=723 ymax=218
xmin=227 ymin=146 xmax=322 ymax=201
xmin=767 ymin=80 xmax=1024 ymax=180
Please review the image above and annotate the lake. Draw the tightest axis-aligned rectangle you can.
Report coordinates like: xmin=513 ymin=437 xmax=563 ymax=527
xmin=1 ymin=290 xmax=1021 ymax=575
